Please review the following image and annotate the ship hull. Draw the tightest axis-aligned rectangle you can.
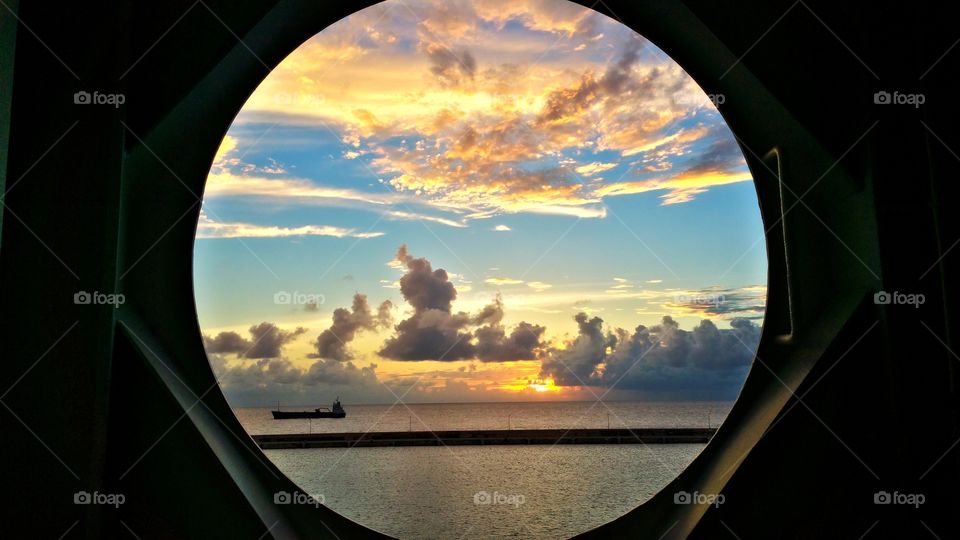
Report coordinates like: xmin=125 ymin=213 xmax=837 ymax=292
xmin=272 ymin=411 xmax=346 ymax=419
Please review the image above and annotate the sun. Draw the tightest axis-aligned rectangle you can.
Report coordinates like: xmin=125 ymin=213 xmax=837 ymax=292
xmin=527 ymin=379 xmax=559 ymax=393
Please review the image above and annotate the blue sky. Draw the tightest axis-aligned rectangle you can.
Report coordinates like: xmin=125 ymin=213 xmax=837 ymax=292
xmin=194 ymin=0 xmax=767 ymax=405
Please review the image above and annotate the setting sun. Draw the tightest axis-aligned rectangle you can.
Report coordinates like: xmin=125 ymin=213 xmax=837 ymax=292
xmin=528 ymin=379 xmax=559 ymax=393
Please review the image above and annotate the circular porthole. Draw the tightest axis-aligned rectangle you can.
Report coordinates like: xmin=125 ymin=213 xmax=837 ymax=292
xmin=194 ymin=1 xmax=767 ymax=537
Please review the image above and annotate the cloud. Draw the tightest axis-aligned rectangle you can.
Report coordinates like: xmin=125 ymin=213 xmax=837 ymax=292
xmin=213 ymin=0 xmax=751 ymax=227
xmin=313 ymin=293 xmax=393 ymax=361
xmin=378 ymin=245 xmax=476 ymax=360
xmin=378 ymin=245 xmax=547 ymax=361
xmin=486 ymin=277 xmax=524 ymax=285
xmin=539 ymin=313 xmax=614 ymax=385
xmin=210 ymin=355 xmax=381 ymax=403
xmin=395 ymin=244 xmax=459 ymax=311
xmin=204 ymin=171 xmax=395 ymax=206
xmin=475 ymin=321 xmax=546 ymax=362
xmin=662 ymin=286 xmax=767 ymax=320
xmin=203 ymin=331 xmax=251 ymax=355
xmin=213 ymin=135 xmax=238 ymax=164
xmin=493 ymin=224 xmax=512 ymax=232
xmin=422 ymin=43 xmax=477 ymax=87
xmin=539 ymin=314 xmax=760 ymax=399
xmin=575 ymin=161 xmax=618 ymax=176
xmin=594 ymin=169 xmax=752 ymax=206
xmin=383 ymin=209 xmax=467 ymax=228
xmin=196 ymin=212 xmax=385 ymax=239
xmin=203 ymin=322 xmax=307 ymax=359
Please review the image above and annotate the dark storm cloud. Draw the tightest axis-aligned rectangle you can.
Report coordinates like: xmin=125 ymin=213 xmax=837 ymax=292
xmin=379 ymin=245 xmax=547 ymax=362
xmin=539 ymin=314 xmax=761 ymax=399
xmin=314 ymin=293 xmax=393 ymax=361
xmin=203 ymin=322 xmax=306 ymax=359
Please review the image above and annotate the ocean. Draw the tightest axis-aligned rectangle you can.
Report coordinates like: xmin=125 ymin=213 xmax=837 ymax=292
xmin=236 ymin=401 xmax=731 ymax=539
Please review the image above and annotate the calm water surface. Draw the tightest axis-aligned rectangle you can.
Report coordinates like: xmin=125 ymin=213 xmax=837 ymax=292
xmin=237 ymin=401 xmax=731 ymax=539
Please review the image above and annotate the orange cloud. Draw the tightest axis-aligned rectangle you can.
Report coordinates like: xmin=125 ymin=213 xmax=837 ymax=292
xmin=594 ymin=170 xmax=753 ymax=205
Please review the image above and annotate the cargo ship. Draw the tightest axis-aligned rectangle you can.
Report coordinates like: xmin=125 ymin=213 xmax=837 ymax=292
xmin=271 ymin=397 xmax=346 ymax=419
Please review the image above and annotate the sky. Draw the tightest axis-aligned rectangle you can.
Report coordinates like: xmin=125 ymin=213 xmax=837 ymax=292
xmin=193 ymin=0 xmax=768 ymax=406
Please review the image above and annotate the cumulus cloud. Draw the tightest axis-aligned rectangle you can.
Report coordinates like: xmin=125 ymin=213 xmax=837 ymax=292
xmin=209 ymin=354 xmax=381 ymax=405
xmin=203 ymin=331 xmax=251 ymax=355
xmin=378 ymin=245 xmax=546 ymax=361
xmin=378 ymin=245 xmax=475 ymax=360
xmin=539 ymin=313 xmax=615 ymax=385
xmin=314 ymin=293 xmax=393 ymax=361
xmin=539 ymin=313 xmax=760 ymax=399
xmin=203 ymin=322 xmax=307 ymax=359
xmin=475 ymin=321 xmax=546 ymax=362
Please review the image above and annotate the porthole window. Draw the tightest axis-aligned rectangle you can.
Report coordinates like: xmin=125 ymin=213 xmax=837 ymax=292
xmin=194 ymin=0 xmax=767 ymax=537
